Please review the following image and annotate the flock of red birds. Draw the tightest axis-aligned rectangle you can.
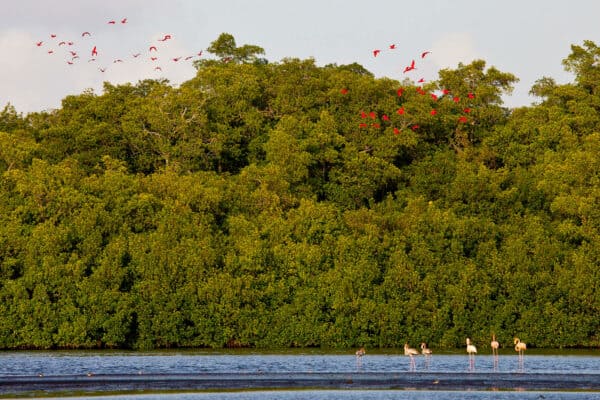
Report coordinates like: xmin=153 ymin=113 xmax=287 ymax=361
xmin=341 ymin=43 xmax=477 ymax=135
xmin=35 ymin=17 xmax=203 ymax=74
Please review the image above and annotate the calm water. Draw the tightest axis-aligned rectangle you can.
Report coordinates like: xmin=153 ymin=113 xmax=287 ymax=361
xmin=1 ymin=350 xmax=599 ymax=399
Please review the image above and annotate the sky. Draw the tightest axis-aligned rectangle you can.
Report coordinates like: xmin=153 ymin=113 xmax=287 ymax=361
xmin=2 ymin=0 xmax=599 ymax=114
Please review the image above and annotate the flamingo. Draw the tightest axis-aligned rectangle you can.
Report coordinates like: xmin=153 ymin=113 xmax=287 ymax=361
xmin=491 ymin=334 xmax=499 ymax=357
xmin=420 ymin=342 xmax=432 ymax=357
xmin=355 ymin=347 xmax=366 ymax=359
xmin=404 ymin=343 xmax=419 ymax=370
xmin=514 ymin=338 xmax=526 ymax=358
xmin=466 ymin=338 xmax=477 ymax=370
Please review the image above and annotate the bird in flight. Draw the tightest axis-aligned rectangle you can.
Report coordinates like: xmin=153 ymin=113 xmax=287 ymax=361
xmin=373 ymin=49 xmax=381 ymax=57
xmin=121 ymin=18 xmax=128 ymax=24
xmin=58 ymin=41 xmax=66 ymax=46
xmin=99 ymin=67 xmax=106 ymax=72
xmin=36 ymin=41 xmax=43 ymax=47
xmin=389 ymin=44 xmax=396 ymax=50
xmin=172 ymin=57 xmax=181 ymax=62
xmin=133 ymin=53 xmax=141 ymax=58
xmin=108 ymin=20 xmax=116 ymax=24
xmin=403 ymin=59 xmax=416 ymax=73
xmin=50 ymin=34 xmax=57 ymax=38
xmin=150 ymin=57 xmax=158 ymax=61
xmin=82 ymin=32 xmax=91 ymax=37
xmin=158 ymin=34 xmax=172 ymax=42
xmin=91 ymin=46 xmax=98 ymax=57
xmin=154 ymin=66 xmax=162 ymax=71
xmin=149 ymin=46 xmax=158 ymax=52
xmin=421 ymin=51 xmax=430 ymax=58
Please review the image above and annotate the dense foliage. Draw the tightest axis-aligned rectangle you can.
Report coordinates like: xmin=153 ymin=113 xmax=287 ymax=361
xmin=0 ymin=35 xmax=599 ymax=350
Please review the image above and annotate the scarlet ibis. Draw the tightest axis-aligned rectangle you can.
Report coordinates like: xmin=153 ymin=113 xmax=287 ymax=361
xmin=373 ymin=49 xmax=381 ymax=57
xmin=421 ymin=51 xmax=430 ymax=58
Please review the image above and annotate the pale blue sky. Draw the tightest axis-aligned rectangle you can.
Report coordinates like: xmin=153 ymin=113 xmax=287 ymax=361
xmin=2 ymin=0 xmax=599 ymax=113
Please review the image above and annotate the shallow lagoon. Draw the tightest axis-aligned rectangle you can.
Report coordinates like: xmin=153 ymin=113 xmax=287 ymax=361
xmin=1 ymin=349 xmax=599 ymax=398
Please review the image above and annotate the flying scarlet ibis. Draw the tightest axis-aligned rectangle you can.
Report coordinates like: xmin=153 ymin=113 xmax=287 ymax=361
xmin=373 ymin=49 xmax=381 ymax=57
xmin=421 ymin=51 xmax=430 ymax=58
xmin=158 ymin=34 xmax=172 ymax=42
xmin=389 ymin=44 xmax=396 ymax=50
xmin=50 ymin=34 xmax=57 ymax=38
xmin=108 ymin=20 xmax=116 ymax=24
xmin=121 ymin=18 xmax=128 ymax=24
xmin=36 ymin=41 xmax=43 ymax=47
xmin=81 ymin=32 xmax=91 ymax=37
xmin=149 ymin=46 xmax=157 ymax=52
xmin=91 ymin=46 xmax=98 ymax=56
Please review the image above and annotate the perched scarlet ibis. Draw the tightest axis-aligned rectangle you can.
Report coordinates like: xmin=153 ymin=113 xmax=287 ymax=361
xmin=397 ymin=87 xmax=404 ymax=97
xmin=396 ymin=107 xmax=405 ymax=115
xmin=463 ymin=108 xmax=471 ymax=113
xmin=340 ymin=88 xmax=349 ymax=95
xmin=417 ymin=87 xmax=426 ymax=95
xmin=442 ymin=88 xmax=451 ymax=95
xmin=360 ymin=111 xmax=367 ymax=119
xmin=431 ymin=93 xmax=438 ymax=101
xmin=411 ymin=124 xmax=419 ymax=131
xmin=359 ymin=123 xmax=368 ymax=128
xmin=468 ymin=92 xmax=475 ymax=99
xmin=382 ymin=114 xmax=390 ymax=121
xmin=369 ymin=111 xmax=376 ymax=119
xmin=372 ymin=123 xmax=380 ymax=128
xmin=393 ymin=127 xmax=401 ymax=135
xmin=458 ymin=116 xmax=468 ymax=123
xmin=453 ymin=96 xmax=460 ymax=103
xmin=430 ymin=109 xmax=437 ymax=116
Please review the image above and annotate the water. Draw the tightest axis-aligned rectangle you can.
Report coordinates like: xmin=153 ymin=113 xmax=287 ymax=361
xmin=1 ymin=350 xmax=599 ymax=399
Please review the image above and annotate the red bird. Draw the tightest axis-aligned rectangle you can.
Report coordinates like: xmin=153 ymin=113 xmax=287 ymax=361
xmin=382 ymin=114 xmax=390 ymax=121
xmin=458 ymin=116 xmax=468 ymax=123
xmin=133 ymin=53 xmax=141 ymax=58
xmin=150 ymin=57 xmax=158 ymax=61
xmin=88 ymin=58 xmax=96 ymax=62
xmin=66 ymin=61 xmax=74 ymax=65
xmin=431 ymin=93 xmax=438 ymax=101
xmin=396 ymin=107 xmax=405 ymax=115
xmin=453 ymin=96 xmax=460 ymax=103
xmin=360 ymin=111 xmax=367 ymax=119
xmin=397 ymin=87 xmax=404 ymax=97
xmin=369 ymin=111 xmax=376 ymax=119
xmin=359 ymin=123 xmax=368 ymax=128
xmin=113 ymin=59 xmax=123 ymax=63
xmin=185 ymin=56 xmax=194 ymax=60
xmin=81 ymin=32 xmax=91 ymax=37
xmin=417 ymin=78 xmax=425 ymax=83
xmin=340 ymin=88 xmax=349 ymax=95
xmin=58 ymin=41 xmax=66 ymax=46
xmin=149 ymin=46 xmax=158 ymax=52
xmin=99 ymin=67 xmax=106 ymax=72
xmin=389 ymin=44 xmax=396 ymax=50
xmin=373 ymin=49 xmax=381 ymax=57
xmin=393 ymin=127 xmax=401 ymax=135
xmin=411 ymin=124 xmax=419 ymax=131
xmin=121 ymin=18 xmax=128 ymax=24
xmin=430 ymin=109 xmax=437 ymax=116
xmin=154 ymin=66 xmax=162 ymax=71
xmin=172 ymin=57 xmax=181 ymax=62
xmin=468 ymin=92 xmax=475 ymax=99
xmin=158 ymin=34 xmax=172 ymax=42
xmin=108 ymin=20 xmax=116 ymax=24
xmin=403 ymin=59 xmax=416 ymax=73
xmin=47 ymin=50 xmax=54 ymax=54
xmin=91 ymin=46 xmax=98 ymax=57
xmin=67 ymin=41 xmax=74 ymax=46
xmin=417 ymin=87 xmax=426 ymax=95
xmin=36 ymin=41 xmax=43 ymax=47
xmin=372 ymin=123 xmax=380 ymax=128
xmin=50 ymin=34 xmax=57 ymax=38
xmin=197 ymin=51 xmax=203 ymax=57
xmin=442 ymin=88 xmax=451 ymax=95
xmin=421 ymin=51 xmax=430 ymax=58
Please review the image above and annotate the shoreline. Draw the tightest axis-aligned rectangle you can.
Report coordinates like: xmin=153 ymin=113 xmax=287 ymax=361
xmin=1 ymin=372 xmax=600 ymax=396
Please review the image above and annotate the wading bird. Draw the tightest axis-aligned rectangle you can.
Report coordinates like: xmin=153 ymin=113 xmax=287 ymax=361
xmin=466 ymin=338 xmax=477 ymax=370
xmin=404 ymin=343 xmax=419 ymax=370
